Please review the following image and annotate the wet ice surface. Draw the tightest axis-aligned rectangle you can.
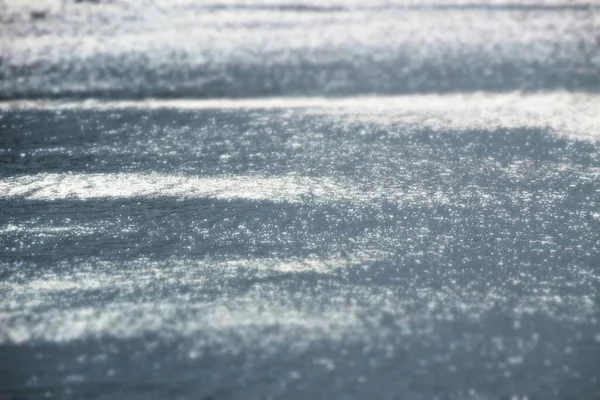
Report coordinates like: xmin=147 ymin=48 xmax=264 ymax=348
xmin=1 ymin=1 xmax=600 ymax=400
xmin=2 ymin=97 xmax=600 ymax=399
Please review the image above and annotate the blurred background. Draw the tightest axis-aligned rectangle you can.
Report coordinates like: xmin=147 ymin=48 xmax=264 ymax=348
xmin=1 ymin=0 xmax=598 ymax=98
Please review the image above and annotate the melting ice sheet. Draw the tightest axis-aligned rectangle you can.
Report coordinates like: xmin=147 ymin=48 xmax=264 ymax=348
xmin=1 ymin=92 xmax=600 ymax=399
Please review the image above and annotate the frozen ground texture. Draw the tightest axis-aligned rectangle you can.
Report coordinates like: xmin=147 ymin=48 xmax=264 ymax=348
xmin=0 ymin=1 xmax=599 ymax=399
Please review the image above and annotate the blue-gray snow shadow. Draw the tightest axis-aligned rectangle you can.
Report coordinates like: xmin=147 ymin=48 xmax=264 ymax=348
xmin=1 ymin=187 xmax=598 ymax=269
xmin=1 ymin=109 xmax=600 ymax=399
xmin=1 ymin=311 xmax=599 ymax=400
xmin=1 ymin=109 xmax=598 ymax=177
xmin=1 ymin=194 xmax=599 ymax=400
